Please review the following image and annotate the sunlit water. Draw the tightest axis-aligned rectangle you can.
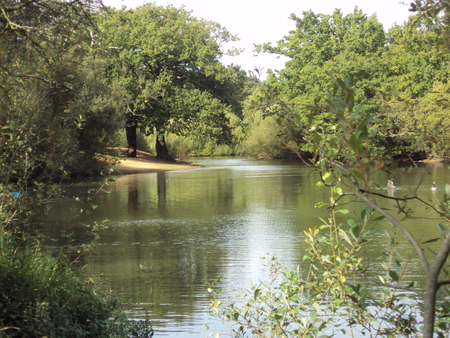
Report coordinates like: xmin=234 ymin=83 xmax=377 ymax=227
xmin=43 ymin=158 xmax=450 ymax=337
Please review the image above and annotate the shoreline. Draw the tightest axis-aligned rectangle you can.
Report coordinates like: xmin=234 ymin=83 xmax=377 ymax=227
xmin=104 ymin=148 xmax=200 ymax=175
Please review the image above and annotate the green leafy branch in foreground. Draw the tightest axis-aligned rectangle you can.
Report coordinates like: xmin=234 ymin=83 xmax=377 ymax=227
xmin=209 ymin=77 xmax=450 ymax=338
xmin=209 ymin=190 xmax=420 ymax=337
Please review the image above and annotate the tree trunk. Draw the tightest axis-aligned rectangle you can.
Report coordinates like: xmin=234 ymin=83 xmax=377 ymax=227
xmin=422 ymin=281 xmax=437 ymax=338
xmin=126 ymin=119 xmax=137 ymax=158
xmin=422 ymin=230 xmax=450 ymax=338
xmin=155 ymin=135 xmax=175 ymax=162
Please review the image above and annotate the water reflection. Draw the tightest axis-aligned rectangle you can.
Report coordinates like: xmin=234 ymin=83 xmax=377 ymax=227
xmin=43 ymin=159 xmax=450 ymax=337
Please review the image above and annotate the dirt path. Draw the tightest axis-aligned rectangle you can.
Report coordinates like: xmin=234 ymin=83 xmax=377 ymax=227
xmin=104 ymin=148 xmax=199 ymax=175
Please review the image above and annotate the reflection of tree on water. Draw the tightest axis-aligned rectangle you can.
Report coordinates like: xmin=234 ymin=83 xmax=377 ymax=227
xmin=42 ymin=160 xmax=450 ymax=336
xmin=156 ymin=172 xmax=167 ymax=214
xmin=111 ymin=170 xmax=217 ymax=322
xmin=127 ymin=174 xmax=139 ymax=213
xmin=122 ymin=172 xmax=168 ymax=216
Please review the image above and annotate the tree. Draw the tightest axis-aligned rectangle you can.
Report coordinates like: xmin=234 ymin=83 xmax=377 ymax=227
xmin=247 ymin=7 xmax=450 ymax=160
xmin=0 ymin=0 xmax=123 ymax=179
xmin=257 ymin=7 xmax=386 ymax=99
xmin=0 ymin=2 xmax=152 ymax=336
xmin=248 ymin=8 xmax=390 ymax=158
xmin=410 ymin=0 xmax=450 ymax=53
xmin=96 ymin=3 xmax=245 ymax=160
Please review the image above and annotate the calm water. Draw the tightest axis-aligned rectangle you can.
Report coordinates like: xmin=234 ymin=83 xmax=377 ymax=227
xmin=44 ymin=158 xmax=450 ymax=337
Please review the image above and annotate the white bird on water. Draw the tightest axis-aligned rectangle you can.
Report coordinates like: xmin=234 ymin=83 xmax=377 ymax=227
xmin=432 ymin=182 xmax=438 ymax=191
xmin=387 ymin=179 xmax=395 ymax=189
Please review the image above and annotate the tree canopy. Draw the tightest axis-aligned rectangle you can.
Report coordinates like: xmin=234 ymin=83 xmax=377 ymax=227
xmin=243 ymin=7 xmax=450 ymax=160
xmin=96 ymin=3 xmax=248 ymax=159
xmin=0 ymin=0 xmax=124 ymax=181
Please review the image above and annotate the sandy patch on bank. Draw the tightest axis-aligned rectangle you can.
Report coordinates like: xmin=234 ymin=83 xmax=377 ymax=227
xmin=103 ymin=148 xmax=199 ymax=175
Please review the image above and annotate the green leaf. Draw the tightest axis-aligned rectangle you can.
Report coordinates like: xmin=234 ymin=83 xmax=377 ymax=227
xmin=348 ymin=284 xmax=362 ymax=295
xmin=389 ymin=270 xmax=399 ymax=282
xmin=407 ymin=281 xmax=417 ymax=288
xmin=315 ymin=181 xmax=325 ymax=189
xmin=347 ymin=219 xmax=357 ymax=227
xmin=315 ymin=201 xmax=330 ymax=208
xmin=310 ymin=310 xmax=317 ymax=323
xmin=322 ymin=172 xmax=331 ymax=180
xmin=435 ymin=223 xmax=449 ymax=239
xmin=312 ymin=301 xmax=322 ymax=315
xmin=349 ymin=134 xmax=360 ymax=151
xmin=446 ymin=184 xmax=450 ymax=196
xmin=346 ymin=89 xmax=354 ymax=113
xmin=339 ymin=229 xmax=352 ymax=245
xmin=333 ymin=187 xmax=343 ymax=195
xmin=349 ymin=225 xmax=360 ymax=239
xmin=361 ymin=206 xmax=372 ymax=222
xmin=422 ymin=238 xmax=441 ymax=244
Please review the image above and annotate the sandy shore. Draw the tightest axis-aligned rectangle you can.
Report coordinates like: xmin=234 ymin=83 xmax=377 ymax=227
xmin=104 ymin=148 xmax=199 ymax=175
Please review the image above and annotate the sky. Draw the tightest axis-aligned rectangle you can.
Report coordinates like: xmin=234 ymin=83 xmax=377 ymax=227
xmin=101 ymin=0 xmax=413 ymax=77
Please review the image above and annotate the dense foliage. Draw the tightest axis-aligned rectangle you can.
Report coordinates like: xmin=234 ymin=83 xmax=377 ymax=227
xmin=95 ymin=3 xmax=249 ymax=159
xmin=1 ymin=251 xmax=115 ymax=337
xmin=0 ymin=0 xmax=124 ymax=180
xmin=239 ymin=8 xmax=450 ymax=160
xmin=0 ymin=1 xmax=143 ymax=336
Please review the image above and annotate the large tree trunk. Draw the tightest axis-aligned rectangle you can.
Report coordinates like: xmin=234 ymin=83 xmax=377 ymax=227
xmin=126 ymin=119 xmax=137 ymax=157
xmin=155 ymin=135 xmax=175 ymax=162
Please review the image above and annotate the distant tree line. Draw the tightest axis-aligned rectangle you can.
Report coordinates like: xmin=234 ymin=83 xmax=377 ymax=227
xmin=3 ymin=1 xmax=450 ymax=178
xmin=242 ymin=6 xmax=450 ymax=160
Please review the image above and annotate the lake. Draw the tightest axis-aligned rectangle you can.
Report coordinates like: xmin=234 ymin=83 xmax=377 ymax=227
xmin=43 ymin=158 xmax=449 ymax=337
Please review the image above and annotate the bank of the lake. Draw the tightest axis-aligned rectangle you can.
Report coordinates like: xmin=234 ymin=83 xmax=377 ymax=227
xmin=104 ymin=148 xmax=200 ymax=174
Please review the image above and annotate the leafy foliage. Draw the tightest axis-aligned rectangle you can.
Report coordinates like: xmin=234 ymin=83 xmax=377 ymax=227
xmin=210 ymin=208 xmax=422 ymax=337
xmin=96 ymin=3 xmax=249 ymax=158
xmin=239 ymin=115 xmax=292 ymax=159
xmin=242 ymin=7 xmax=450 ymax=160
xmin=0 ymin=0 xmax=124 ymax=178
xmin=0 ymin=1 xmax=154 ymax=336
xmin=0 ymin=249 xmax=154 ymax=338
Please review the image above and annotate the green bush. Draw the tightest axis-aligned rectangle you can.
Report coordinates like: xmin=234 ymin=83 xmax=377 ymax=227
xmin=0 ymin=250 xmax=153 ymax=338
xmin=166 ymin=134 xmax=190 ymax=159
xmin=213 ymin=144 xmax=234 ymax=156
xmin=239 ymin=116 xmax=293 ymax=159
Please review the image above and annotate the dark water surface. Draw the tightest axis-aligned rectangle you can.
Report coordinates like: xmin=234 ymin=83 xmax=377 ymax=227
xmin=44 ymin=158 xmax=450 ymax=337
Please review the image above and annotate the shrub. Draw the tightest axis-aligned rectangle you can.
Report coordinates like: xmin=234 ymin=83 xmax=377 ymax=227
xmin=0 ymin=250 xmax=111 ymax=337
xmin=239 ymin=116 xmax=293 ymax=159
xmin=0 ymin=250 xmax=154 ymax=338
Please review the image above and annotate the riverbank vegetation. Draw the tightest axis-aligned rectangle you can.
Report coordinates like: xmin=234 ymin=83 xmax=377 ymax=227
xmin=2 ymin=0 xmax=450 ymax=336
